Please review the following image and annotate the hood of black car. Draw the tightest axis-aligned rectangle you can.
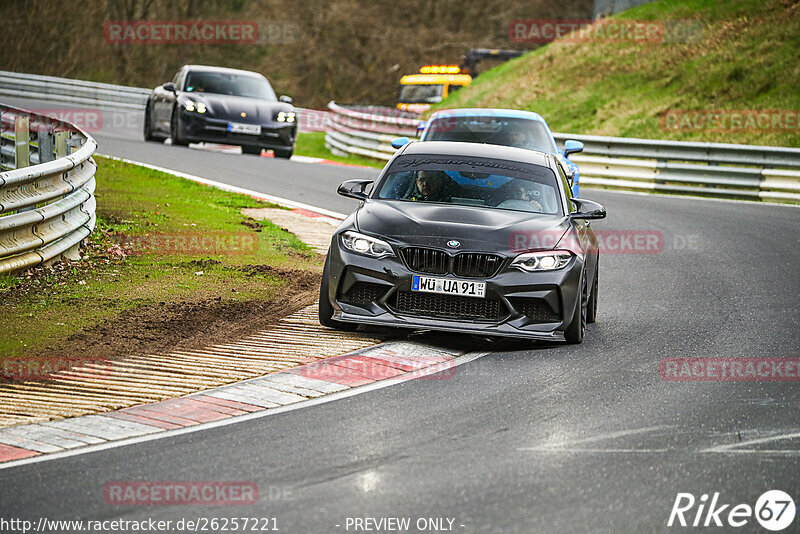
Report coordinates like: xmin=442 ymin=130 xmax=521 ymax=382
xmin=182 ymin=93 xmax=290 ymax=122
xmin=355 ymin=200 xmax=570 ymax=253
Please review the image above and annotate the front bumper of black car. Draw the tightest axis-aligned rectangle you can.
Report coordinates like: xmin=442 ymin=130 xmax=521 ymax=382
xmin=325 ymin=236 xmax=584 ymax=342
xmin=177 ymin=111 xmax=297 ymax=150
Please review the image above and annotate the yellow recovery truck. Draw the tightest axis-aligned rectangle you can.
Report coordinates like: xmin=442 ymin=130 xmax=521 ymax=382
xmin=396 ymin=49 xmax=524 ymax=113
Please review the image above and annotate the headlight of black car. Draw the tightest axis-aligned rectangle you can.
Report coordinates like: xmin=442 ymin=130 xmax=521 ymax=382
xmin=183 ymin=100 xmax=207 ymax=113
xmin=276 ymin=111 xmax=295 ymax=123
xmin=510 ymin=250 xmax=573 ymax=272
xmin=340 ymin=231 xmax=394 ymax=258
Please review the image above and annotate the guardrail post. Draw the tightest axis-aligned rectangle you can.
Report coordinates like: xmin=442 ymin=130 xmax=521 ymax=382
xmin=60 ymin=126 xmax=84 ymax=262
xmin=37 ymin=128 xmax=55 ymax=164
xmin=54 ymin=130 xmax=69 ymax=158
xmin=17 ymin=125 xmax=57 ymax=214
xmin=14 ymin=116 xmax=30 ymax=169
xmin=68 ymin=133 xmax=83 ymax=151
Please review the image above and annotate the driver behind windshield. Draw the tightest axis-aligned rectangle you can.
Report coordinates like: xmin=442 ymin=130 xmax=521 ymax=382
xmin=409 ymin=170 xmax=453 ymax=202
xmin=504 ymin=125 xmax=533 ymax=149
xmin=504 ymin=181 xmax=544 ymax=212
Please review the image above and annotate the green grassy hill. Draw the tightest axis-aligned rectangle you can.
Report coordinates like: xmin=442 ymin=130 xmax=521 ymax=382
xmin=431 ymin=0 xmax=800 ymax=147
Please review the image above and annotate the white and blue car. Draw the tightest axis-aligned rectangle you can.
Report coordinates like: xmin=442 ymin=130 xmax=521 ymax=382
xmin=393 ymin=108 xmax=584 ymax=197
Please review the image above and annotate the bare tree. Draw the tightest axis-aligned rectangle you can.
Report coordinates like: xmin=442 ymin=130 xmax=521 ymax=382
xmin=0 ymin=0 xmax=593 ymax=107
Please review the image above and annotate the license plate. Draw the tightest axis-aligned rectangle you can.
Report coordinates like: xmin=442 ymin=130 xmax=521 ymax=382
xmin=228 ymin=122 xmax=261 ymax=135
xmin=411 ymin=275 xmax=486 ymax=298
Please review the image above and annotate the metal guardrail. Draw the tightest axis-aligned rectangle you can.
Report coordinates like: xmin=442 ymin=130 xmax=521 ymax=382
xmin=0 ymin=105 xmax=97 ymax=273
xmin=0 ymin=70 xmax=150 ymax=111
xmin=324 ymin=102 xmax=800 ymax=204
xmin=550 ymin=132 xmax=800 ymax=169
xmin=324 ymin=101 xmax=418 ymax=160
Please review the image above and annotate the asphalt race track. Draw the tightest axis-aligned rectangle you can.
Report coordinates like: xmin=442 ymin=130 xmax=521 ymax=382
xmin=2 ymin=98 xmax=799 ymax=532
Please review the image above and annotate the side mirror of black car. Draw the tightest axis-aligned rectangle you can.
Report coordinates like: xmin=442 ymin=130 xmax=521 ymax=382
xmin=569 ymin=198 xmax=606 ymax=220
xmin=162 ymin=82 xmax=177 ymax=93
xmin=279 ymin=95 xmax=293 ymax=104
xmin=337 ymin=179 xmax=374 ymax=201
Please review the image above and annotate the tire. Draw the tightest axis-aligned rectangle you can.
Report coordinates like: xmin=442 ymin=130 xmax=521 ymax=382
xmin=319 ymin=256 xmax=358 ymax=331
xmin=564 ymin=272 xmax=587 ymax=344
xmin=170 ymin=107 xmax=189 ymax=146
xmin=143 ymin=103 xmax=158 ymax=142
xmin=274 ymin=148 xmax=293 ymax=159
xmin=242 ymin=146 xmax=263 ymax=155
xmin=586 ymin=260 xmax=598 ymax=324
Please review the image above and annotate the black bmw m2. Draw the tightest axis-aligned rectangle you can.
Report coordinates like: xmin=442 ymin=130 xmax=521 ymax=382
xmin=319 ymin=141 xmax=606 ymax=343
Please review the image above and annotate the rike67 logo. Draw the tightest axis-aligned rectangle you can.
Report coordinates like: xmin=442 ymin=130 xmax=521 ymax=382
xmin=668 ymin=490 xmax=796 ymax=531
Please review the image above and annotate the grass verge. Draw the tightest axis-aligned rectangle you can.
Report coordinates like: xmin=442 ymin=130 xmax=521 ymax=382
xmin=295 ymin=132 xmax=385 ymax=168
xmin=0 ymin=156 xmax=320 ymax=363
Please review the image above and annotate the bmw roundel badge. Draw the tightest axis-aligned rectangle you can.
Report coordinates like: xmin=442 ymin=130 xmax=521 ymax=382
xmin=447 ymin=240 xmax=460 ymax=248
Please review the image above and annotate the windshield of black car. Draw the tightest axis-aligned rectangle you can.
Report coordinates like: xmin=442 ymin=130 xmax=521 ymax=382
xmin=375 ymin=155 xmax=563 ymax=216
xmin=424 ymin=116 xmax=557 ymax=153
xmin=398 ymin=84 xmax=444 ymax=103
xmin=183 ymin=71 xmax=277 ymax=100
